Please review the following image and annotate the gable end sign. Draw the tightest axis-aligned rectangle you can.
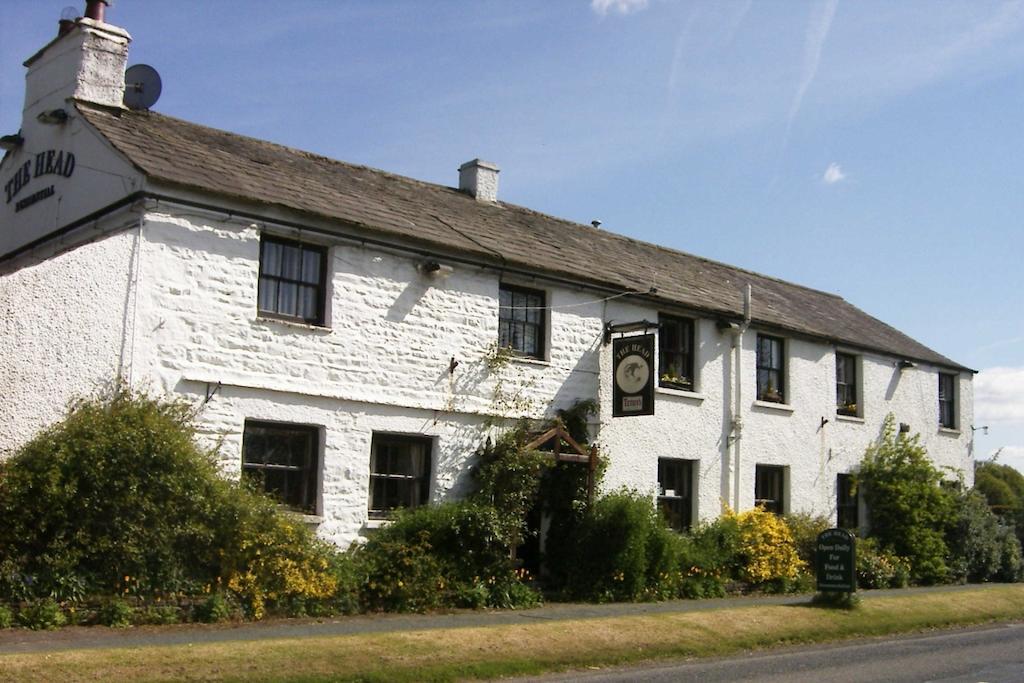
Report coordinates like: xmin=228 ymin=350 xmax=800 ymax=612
xmin=613 ymin=334 xmax=655 ymax=417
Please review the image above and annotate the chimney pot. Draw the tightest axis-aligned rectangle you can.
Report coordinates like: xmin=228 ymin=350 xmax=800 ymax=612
xmin=84 ymin=0 xmax=108 ymax=23
xmin=458 ymin=159 xmax=500 ymax=202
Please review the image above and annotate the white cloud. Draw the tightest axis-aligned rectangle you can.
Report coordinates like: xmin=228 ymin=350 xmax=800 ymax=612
xmin=822 ymin=162 xmax=846 ymax=184
xmin=782 ymin=0 xmax=839 ymax=145
xmin=591 ymin=0 xmax=649 ymax=17
xmin=975 ymin=366 xmax=1024 ymax=424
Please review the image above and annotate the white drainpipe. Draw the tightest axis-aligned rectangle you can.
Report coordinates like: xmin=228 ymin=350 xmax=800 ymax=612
xmin=726 ymin=285 xmax=752 ymax=511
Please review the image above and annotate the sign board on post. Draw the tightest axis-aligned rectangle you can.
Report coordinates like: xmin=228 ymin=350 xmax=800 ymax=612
xmin=816 ymin=528 xmax=856 ymax=592
xmin=612 ymin=334 xmax=655 ymax=417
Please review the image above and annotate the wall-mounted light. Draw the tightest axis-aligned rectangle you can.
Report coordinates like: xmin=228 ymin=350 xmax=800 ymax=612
xmin=0 ymin=134 xmax=24 ymax=151
xmin=972 ymin=425 xmax=989 ymax=436
xmin=897 ymin=359 xmax=915 ymax=370
xmin=37 ymin=109 xmax=69 ymax=125
xmin=899 ymin=422 xmax=911 ymax=434
xmin=418 ymin=260 xmax=454 ymax=278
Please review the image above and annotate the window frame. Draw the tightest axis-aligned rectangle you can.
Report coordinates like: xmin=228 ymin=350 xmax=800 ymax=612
xmin=658 ymin=314 xmax=695 ymax=391
xmin=257 ymin=234 xmax=328 ymax=326
xmin=756 ymin=334 xmax=786 ymax=404
xmin=242 ymin=420 xmax=320 ymax=515
xmin=498 ymin=283 xmax=546 ymax=360
xmin=835 ymin=352 xmax=859 ymax=417
xmin=938 ymin=372 xmax=957 ymax=429
xmin=836 ymin=473 xmax=858 ymax=530
xmin=657 ymin=458 xmax=695 ymax=531
xmin=368 ymin=433 xmax=433 ymax=519
xmin=754 ymin=464 xmax=786 ymax=515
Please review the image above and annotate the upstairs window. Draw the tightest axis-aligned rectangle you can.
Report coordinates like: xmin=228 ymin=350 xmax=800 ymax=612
xmin=938 ymin=372 xmax=957 ymax=429
xmin=657 ymin=458 xmax=694 ymax=531
xmin=836 ymin=352 xmax=858 ymax=416
xmin=755 ymin=464 xmax=786 ymax=514
xmin=258 ymin=236 xmax=327 ymax=325
xmin=242 ymin=421 xmax=319 ymax=514
xmin=369 ymin=435 xmax=432 ymax=518
xmin=498 ymin=283 xmax=545 ymax=359
xmin=756 ymin=335 xmax=785 ymax=403
xmin=659 ymin=315 xmax=695 ymax=391
xmin=837 ymin=473 xmax=858 ymax=530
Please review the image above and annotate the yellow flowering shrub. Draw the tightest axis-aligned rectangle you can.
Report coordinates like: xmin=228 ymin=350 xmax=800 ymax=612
xmin=221 ymin=508 xmax=337 ymax=620
xmin=725 ymin=506 xmax=805 ymax=586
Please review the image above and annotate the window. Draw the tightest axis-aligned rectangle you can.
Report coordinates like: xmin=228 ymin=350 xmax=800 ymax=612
xmin=257 ymin=236 xmax=327 ymax=325
xmin=938 ymin=372 xmax=957 ymax=429
xmin=754 ymin=464 xmax=785 ymax=514
xmin=657 ymin=459 xmax=694 ymax=531
xmin=368 ymin=434 xmax=432 ymax=518
xmin=836 ymin=352 xmax=858 ymax=416
xmin=659 ymin=315 xmax=695 ymax=391
xmin=498 ymin=283 xmax=545 ymax=359
xmin=837 ymin=473 xmax=858 ymax=530
xmin=756 ymin=335 xmax=785 ymax=403
xmin=242 ymin=421 xmax=319 ymax=514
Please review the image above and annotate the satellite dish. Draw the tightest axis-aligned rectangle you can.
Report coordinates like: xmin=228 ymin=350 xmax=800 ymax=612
xmin=123 ymin=64 xmax=162 ymax=110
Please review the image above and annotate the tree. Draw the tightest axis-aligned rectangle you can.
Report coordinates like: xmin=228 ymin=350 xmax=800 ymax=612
xmin=857 ymin=416 xmax=956 ymax=584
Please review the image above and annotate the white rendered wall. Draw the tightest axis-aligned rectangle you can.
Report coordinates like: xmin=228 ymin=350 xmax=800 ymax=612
xmin=598 ymin=299 xmax=974 ymax=527
xmin=0 ymin=203 xmax=974 ymax=544
xmin=0 ymin=229 xmax=138 ymax=457
xmin=127 ymin=210 xmax=606 ymax=544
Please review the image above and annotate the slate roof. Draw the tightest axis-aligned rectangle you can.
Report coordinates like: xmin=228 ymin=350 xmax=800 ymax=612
xmin=77 ymin=102 xmax=969 ymax=371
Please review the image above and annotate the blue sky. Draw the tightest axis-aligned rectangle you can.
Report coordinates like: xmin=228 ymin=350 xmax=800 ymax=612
xmin=3 ymin=0 xmax=1023 ymax=470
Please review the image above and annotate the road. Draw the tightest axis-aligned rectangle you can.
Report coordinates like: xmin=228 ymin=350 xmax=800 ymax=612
xmin=521 ymin=622 xmax=1024 ymax=682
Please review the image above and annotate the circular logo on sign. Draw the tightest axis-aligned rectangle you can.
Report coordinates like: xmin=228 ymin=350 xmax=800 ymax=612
xmin=615 ymin=354 xmax=650 ymax=394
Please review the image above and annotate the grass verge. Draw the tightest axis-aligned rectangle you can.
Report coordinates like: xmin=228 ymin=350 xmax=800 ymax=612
xmin=4 ymin=586 xmax=1024 ymax=682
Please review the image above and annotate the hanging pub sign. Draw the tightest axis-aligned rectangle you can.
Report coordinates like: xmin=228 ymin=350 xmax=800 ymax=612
xmin=612 ymin=334 xmax=655 ymax=417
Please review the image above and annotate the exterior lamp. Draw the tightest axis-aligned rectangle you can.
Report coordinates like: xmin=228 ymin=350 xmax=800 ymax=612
xmin=418 ymin=260 xmax=453 ymax=278
xmin=897 ymin=359 xmax=915 ymax=370
xmin=0 ymin=134 xmax=24 ymax=151
xmin=37 ymin=109 xmax=69 ymax=125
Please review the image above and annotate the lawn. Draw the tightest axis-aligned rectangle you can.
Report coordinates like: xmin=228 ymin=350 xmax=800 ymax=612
xmin=4 ymin=586 xmax=1024 ymax=682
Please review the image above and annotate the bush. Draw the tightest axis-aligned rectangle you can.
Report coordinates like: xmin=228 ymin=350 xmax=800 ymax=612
xmin=354 ymin=502 xmax=539 ymax=612
xmin=729 ymin=507 xmax=805 ymax=591
xmin=194 ymin=592 xmax=236 ymax=623
xmin=947 ymin=491 xmax=1005 ymax=584
xmin=139 ymin=605 xmax=181 ymax=625
xmin=676 ymin=516 xmax=741 ymax=598
xmin=783 ymin=513 xmax=831 ymax=568
xmin=996 ymin=526 xmax=1024 ymax=582
xmin=97 ymin=597 xmax=134 ymax=628
xmin=857 ymin=416 xmax=956 ymax=584
xmin=856 ymin=537 xmax=910 ymax=589
xmin=0 ymin=604 xmax=12 ymax=628
xmin=471 ymin=425 xmax=552 ymax=550
xmin=0 ymin=387 xmax=337 ymax=618
xmin=548 ymin=491 xmax=684 ymax=602
xmin=18 ymin=598 xmax=66 ymax=630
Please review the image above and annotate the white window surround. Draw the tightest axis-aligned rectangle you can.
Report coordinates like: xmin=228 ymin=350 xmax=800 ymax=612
xmin=753 ymin=400 xmax=795 ymax=413
xmin=656 ymin=386 xmax=706 ymax=402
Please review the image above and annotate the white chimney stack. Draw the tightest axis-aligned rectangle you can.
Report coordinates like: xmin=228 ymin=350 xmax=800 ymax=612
xmin=458 ymin=159 xmax=499 ymax=202
xmin=22 ymin=2 xmax=130 ymax=123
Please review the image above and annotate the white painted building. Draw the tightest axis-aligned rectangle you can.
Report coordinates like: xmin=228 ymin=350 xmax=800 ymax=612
xmin=1 ymin=4 xmax=974 ymax=547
